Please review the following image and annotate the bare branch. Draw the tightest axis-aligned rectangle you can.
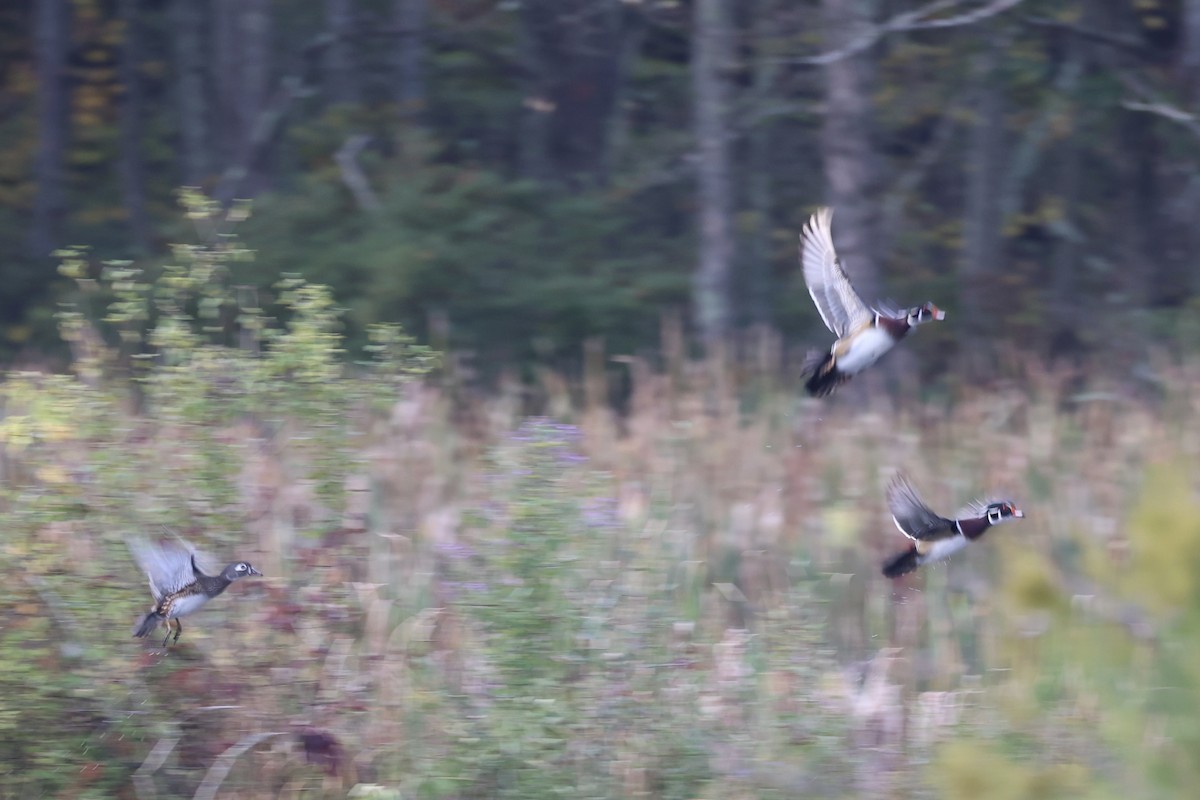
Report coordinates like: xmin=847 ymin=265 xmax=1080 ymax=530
xmin=1118 ymin=71 xmax=1200 ymax=141
xmin=1123 ymin=101 xmax=1200 ymax=131
xmin=910 ymin=0 xmax=1026 ymax=30
xmin=793 ymin=0 xmax=1027 ymax=67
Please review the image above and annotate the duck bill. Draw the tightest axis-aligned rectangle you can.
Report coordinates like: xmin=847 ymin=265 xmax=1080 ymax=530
xmin=249 ymin=566 xmax=263 ymax=576
xmin=1013 ymin=509 xmax=1025 ymax=519
xmin=932 ymin=306 xmax=946 ymax=321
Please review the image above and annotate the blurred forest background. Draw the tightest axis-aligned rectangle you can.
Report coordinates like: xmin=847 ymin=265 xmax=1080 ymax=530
xmin=4 ymin=0 xmax=1200 ymax=798
xmin=3 ymin=0 xmax=1200 ymax=365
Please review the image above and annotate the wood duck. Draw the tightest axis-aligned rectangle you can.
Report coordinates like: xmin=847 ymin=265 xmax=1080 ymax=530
xmin=882 ymin=474 xmax=1024 ymax=578
xmin=799 ymin=207 xmax=945 ymax=397
xmin=129 ymin=539 xmax=261 ymax=646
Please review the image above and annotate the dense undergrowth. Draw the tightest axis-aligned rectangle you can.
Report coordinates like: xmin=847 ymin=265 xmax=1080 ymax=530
xmin=2 ymin=207 xmax=1200 ymax=799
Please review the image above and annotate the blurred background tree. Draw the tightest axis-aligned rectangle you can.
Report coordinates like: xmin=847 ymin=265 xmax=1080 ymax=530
xmin=2 ymin=0 xmax=1198 ymax=373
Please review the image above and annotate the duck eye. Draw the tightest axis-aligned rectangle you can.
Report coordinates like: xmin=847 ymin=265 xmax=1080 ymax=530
xmin=236 ymin=563 xmax=247 ymax=572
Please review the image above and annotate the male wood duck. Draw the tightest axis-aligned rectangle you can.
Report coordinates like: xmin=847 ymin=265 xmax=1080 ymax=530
xmin=800 ymin=207 xmax=945 ymax=397
xmin=882 ymin=474 xmax=1024 ymax=578
xmin=130 ymin=538 xmax=261 ymax=646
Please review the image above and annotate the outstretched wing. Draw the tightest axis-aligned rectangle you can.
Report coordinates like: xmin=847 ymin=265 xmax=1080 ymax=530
xmin=886 ymin=475 xmax=956 ymax=541
xmin=128 ymin=538 xmax=197 ymax=603
xmin=800 ymin=207 xmax=873 ymax=338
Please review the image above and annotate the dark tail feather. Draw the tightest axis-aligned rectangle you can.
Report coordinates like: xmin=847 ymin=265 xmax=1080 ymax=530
xmin=133 ymin=611 xmax=163 ymax=639
xmin=882 ymin=547 xmax=921 ymax=578
xmin=802 ymin=351 xmax=842 ymax=397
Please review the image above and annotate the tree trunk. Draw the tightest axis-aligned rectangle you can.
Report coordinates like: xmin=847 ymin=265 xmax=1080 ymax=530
xmin=691 ymin=0 xmax=734 ymax=346
xmin=1182 ymin=0 xmax=1200 ymax=104
xmin=241 ymin=0 xmax=272 ymax=195
xmin=213 ymin=0 xmax=242 ymax=168
xmin=30 ymin=0 xmax=70 ymax=258
xmin=744 ymin=0 xmax=777 ymax=327
xmin=605 ymin=11 xmax=647 ymax=178
xmin=961 ymin=34 xmax=1006 ymax=340
xmin=517 ymin=1 xmax=552 ymax=181
xmin=393 ymin=0 xmax=427 ymax=115
xmin=325 ymin=0 xmax=359 ymax=105
xmin=1179 ymin=0 xmax=1200 ymax=298
xmin=517 ymin=0 xmax=625 ymax=185
xmin=171 ymin=0 xmax=209 ymax=185
xmin=1046 ymin=25 xmax=1090 ymax=357
xmin=214 ymin=0 xmax=272 ymax=198
xmin=820 ymin=0 xmax=881 ymax=305
xmin=118 ymin=0 xmax=150 ymax=252
xmin=1119 ymin=113 xmax=1159 ymax=311
xmin=1049 ymin=124 xmax=1082 ymax=355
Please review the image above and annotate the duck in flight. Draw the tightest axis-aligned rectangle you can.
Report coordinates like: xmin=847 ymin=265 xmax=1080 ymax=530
xmin=882 ymin=474 xmax=1024 ymax=578
xmin=129 ymin=538 xmax=261 ymax=646
xmin=800 ymin=207 xmax=945 ymax=397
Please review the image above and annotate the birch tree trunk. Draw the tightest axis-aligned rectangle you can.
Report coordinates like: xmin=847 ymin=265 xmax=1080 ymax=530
xmin=30 ymin=0 xmax=70 ymax=258
xmin=691 ymin=0 xmax=734 ymax=346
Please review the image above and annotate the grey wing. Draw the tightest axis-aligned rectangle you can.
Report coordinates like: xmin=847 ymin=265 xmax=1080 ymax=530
xmin=128 ymin=538 xmax=196 ymax=602
xmin=800 ymin=207 xmax=873 ymax=338
xmin=886 ymin=475 xmax=957 ymax=541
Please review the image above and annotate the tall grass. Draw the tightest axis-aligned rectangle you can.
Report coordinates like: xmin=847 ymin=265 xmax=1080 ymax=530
xmin=2 ymin=329 xmax=1198 ymax=798
xmin=3 ymin=204 xmax=1198 ymax=797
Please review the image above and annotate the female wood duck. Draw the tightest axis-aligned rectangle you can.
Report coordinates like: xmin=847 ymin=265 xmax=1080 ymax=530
xmin=130 ymin=539 xmax=261 ymax=646
xmin=800 ymin=207 xmax=945 ymax=397
xmin=882 ymin=474 xmax=1024 ymax=578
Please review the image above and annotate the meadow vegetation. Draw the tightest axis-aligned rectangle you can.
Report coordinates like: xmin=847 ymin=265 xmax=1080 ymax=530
xmin=2 ymin=207 xmax=1199 ymax=799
